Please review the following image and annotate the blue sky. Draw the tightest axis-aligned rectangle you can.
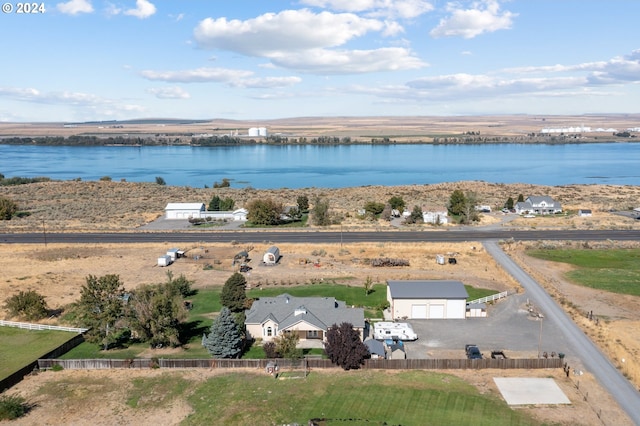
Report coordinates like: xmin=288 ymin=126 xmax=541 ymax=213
xmin=1 ymin=0 xmax=640 ymax=122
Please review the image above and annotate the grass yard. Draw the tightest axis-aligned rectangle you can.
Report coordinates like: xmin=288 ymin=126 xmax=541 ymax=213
xmin=182 ymin=370 xmax=539 ymax=426
xmin=0 ymin=327 xmax=75 ymax=380
xmin=527 ymin=248 xmax=640 ymax=296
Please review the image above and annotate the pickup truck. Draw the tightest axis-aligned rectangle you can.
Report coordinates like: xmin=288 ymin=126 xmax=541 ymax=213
xmin=465 ymin=344 xmax=483 ymax=359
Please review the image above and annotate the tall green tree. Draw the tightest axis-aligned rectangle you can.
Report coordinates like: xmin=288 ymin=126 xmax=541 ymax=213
xmin=388 ymin=196 xmax=406 ymax=212
xmin=505 ymin=196 xmax=515 ymax=210
xmin=324 ymin=322 xmax=369 ymax=370
xmin=0 ymin=197 xmax=18 ymax=220
xmin=311 ymin=198 xmax=331 ymax=226
xmin=404 ymin=205 xmax=423 ymax=224
xmin=75 ymin=274 xmax=125 ymax=349
xmin=517 ymin=194 xmax=525 ymax=202
xmin=246 ymin=198 xmax=283 ymax=225
xmin=296 ymin=195 xmax=309 ymax=212
xmin=448 ymin=189 xmax=467 ymax=216
xmin=363 ymin=201 xmax=385 ymax=217
xmin=220 ymin=272 xmax=247 ymax=312
xmin=3 ymin=290 xmax=49 ymax=321
xmin=126 ymin=283 xmax=187 ymax=348
xmin=208 ymin=195 xmax=235 ymax=211
xmin=202 ymin=307 xmax=242 ymax=358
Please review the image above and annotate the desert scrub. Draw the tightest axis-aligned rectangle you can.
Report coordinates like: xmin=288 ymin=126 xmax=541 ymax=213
xmin=0 ymin=394 xmax=27 ymax=420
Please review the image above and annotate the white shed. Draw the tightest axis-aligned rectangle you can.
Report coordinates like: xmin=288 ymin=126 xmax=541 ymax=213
xmin=387 ymin=280 xmax=469 ymax=320
xmin=157 ymin=255 xmax=173 ymax=267
xmin=263 ymin=246 xmax=280 ymax=265
xmin=165 ymin=203 xmax=205 ymax=219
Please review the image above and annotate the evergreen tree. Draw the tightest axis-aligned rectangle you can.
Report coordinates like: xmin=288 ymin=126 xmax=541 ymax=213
xmin=220 ymin=272 xmax=247 ymax=312
xmin=296 ymin=195 xmax=309 ymax=212
xmin=202 ymin=307 xmax=242 ymax=358
xmin=74 ymin=274 xmax=125 ymax=349
xmin=505 ymin=197 xmax=514 ymax=210
xmin=324 ymin=322 xmax=369 ymax=370
xmin=448 ymin=189 xmax=466 ymax=216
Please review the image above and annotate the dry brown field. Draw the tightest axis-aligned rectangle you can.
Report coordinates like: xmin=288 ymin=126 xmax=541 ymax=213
xmin=1 ymin=113 xmax=640 ymax=140
xmin=1 ymin=179 xmax=640 ymax=425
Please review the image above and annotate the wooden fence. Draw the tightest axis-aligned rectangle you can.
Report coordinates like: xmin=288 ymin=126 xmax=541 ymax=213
xmin=38 ymin=357 xmax=563 ymax=371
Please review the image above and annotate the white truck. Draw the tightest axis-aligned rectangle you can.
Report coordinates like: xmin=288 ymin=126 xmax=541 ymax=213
xmin=373 ymin=322 xmax=418 ymax=341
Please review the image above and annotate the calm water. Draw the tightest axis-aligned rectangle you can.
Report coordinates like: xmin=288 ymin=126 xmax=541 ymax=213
xmin=1 ymin=143 xmax=639 ymax=189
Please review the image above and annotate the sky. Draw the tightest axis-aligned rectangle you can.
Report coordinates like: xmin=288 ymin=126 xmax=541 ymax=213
xmin=1 ymin=0 xmax=640 ymax=122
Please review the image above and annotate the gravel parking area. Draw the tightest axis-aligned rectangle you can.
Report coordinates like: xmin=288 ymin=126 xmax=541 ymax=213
xmin=402 ymin=293 xmax=573 ymax=361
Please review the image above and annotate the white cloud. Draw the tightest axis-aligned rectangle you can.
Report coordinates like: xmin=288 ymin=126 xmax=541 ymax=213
xmin=140 ymin=67 xmax=303 ymax=89
xmin=193 ymin=9 xmax=424 ymax=75
xmin=194 ymin=9 xmax=384 ymax=55
xmin=270 ymin=47 xmax=427 ymax=74
xmin=0 ymin=86 xmax=144 ymax=117
xmin=300 ymin=0 xmax=434 ymax=19
xmin=430 ymin=0 xmax=516 ymax=39
xmin=140 ymin=67 xmax=254 ymax=83
xmin=56 ymin=0 xmax=93 ymax=15
xmin=124 ymin=0 xmax=156 ymax=19
xmin=147 ymin=87 xmax=191 ymax=99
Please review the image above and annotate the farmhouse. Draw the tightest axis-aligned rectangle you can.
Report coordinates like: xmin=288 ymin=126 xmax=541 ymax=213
xmin=387 ymin=280 xmax=469 ymax=320
xmin=514 ymin=196 xmax=562 ymax=215
xmin=244 ymin=294 xmax=365 ymax=344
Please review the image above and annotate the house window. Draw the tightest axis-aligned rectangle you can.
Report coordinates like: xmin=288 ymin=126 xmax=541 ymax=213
xmin=307 ymin=330 xmax=319 ymax=338
xmin=266 ymin=327 xmax=273 ymax=337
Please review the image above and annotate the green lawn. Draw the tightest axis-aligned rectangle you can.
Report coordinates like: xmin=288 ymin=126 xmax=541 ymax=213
xmin=527 ymin=248 xmax=640 ymax=296
xmin=181 ymin=370 xmax=540 ymax=426
xmin=59 ymin=282 xmax=499 ymax=360
xmin=0 ymin=327 xmax=76 ymax=380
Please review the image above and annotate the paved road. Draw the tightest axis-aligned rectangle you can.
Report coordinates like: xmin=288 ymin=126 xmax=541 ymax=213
xmin=2 ymin=229 xmax=640 ymax=244
xmin=484 ymin=241 xmax=640 ymax=425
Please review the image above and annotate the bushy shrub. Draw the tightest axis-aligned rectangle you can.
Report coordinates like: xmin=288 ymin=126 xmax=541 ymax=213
xmin=3 ymin=290 xmax=49 ymax=320
xmin=0 ymin=394 xmax=27 ymax=420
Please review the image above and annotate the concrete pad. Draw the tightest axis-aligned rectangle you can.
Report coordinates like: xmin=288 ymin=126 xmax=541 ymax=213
xmin=494 ymin=377 xmax=571 ymax=405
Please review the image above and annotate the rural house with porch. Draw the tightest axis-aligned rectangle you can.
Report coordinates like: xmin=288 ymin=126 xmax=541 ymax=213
xmin=514 ymin=196 xmax=562 ymax=215
xmin=244 ymin=294 xmax=365 ymax=346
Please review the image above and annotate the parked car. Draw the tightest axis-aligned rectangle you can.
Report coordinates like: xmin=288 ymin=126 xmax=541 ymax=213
xmin=465 ymin=344 xmax=483 ymax=359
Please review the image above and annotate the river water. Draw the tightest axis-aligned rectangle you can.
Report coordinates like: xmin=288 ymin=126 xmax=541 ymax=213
xmin=1 ymin=143 xmax=639 ymax=189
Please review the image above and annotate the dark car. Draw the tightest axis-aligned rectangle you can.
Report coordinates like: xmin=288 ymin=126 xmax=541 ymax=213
xmin=465 ymin=344 xmax=482 ymax=359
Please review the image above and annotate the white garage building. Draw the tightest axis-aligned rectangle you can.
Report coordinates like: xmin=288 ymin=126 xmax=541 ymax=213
xmin=387 ymin=280 xmax=468 ymax=320
xmin=164 ymin=203 xmax=206 ymax=219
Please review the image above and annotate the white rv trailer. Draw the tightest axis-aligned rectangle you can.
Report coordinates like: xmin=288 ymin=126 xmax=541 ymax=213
xmin=373 ymin=322 xmax=418 ymax=341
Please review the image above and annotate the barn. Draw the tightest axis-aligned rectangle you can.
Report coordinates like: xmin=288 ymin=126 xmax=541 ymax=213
xmin=387 ymin=280 xmax=468 ymax=320
xmin=165 ymin=203 xmax=205 ymax=219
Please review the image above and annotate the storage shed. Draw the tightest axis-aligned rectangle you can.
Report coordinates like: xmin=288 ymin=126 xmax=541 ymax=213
xmin=157 ymin=255 xmax=173 ymax=267
xmin=387 ymin=280 xmax=469 ymax=320
xmin=263 ymin=246 xmax=280 ymax=265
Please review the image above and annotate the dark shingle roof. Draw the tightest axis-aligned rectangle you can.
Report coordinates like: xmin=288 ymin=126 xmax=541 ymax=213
xmin=245 ymin=293 xmax=365 ymax=330
xmin=387 ymin=280 xmax=469 ymax=299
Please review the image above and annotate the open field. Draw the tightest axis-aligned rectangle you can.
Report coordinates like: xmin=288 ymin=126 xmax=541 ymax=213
xmin=5 ymin=368 xmax=626 ymax=426
xmin=2 ymin=114 xmax=640 ymax=140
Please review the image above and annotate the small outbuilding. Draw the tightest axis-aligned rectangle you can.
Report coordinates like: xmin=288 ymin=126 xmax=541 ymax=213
xmin=263 ymin=246 xmax=280 ymax=265
xmin=578 ymin=209 xmax=592 ymax=217
xmin=387 ymin=280 xmax=469 ymax=320
xmin=157 ymin=255 xmax=173 ymax=267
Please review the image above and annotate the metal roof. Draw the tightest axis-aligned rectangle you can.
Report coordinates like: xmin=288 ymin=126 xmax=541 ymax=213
xmin=387 ymin=280 xmax=469 ymax=299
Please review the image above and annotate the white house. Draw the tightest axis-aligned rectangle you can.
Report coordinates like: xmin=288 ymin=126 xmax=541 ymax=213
xmin=164 ymin=203 xmax=248 ymax=221
xmin=422 ymin=209 xmax=449 ymax=224
xmin=244 ymin=294 xmax=365 ymax=343
xmin=387 ymin=280 xmax=469 ymax=320
xmin=165 ymin=203 xmax=206 ymax=219
xmin=514 ymin=196 xmax=562 ymax=215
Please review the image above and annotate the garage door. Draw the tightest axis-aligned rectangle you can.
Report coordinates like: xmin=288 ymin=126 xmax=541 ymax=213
xmin=411 ymin=304 xmax=427 ymax=319
xmin=429 ymin=304 xmax=445 ymax=319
